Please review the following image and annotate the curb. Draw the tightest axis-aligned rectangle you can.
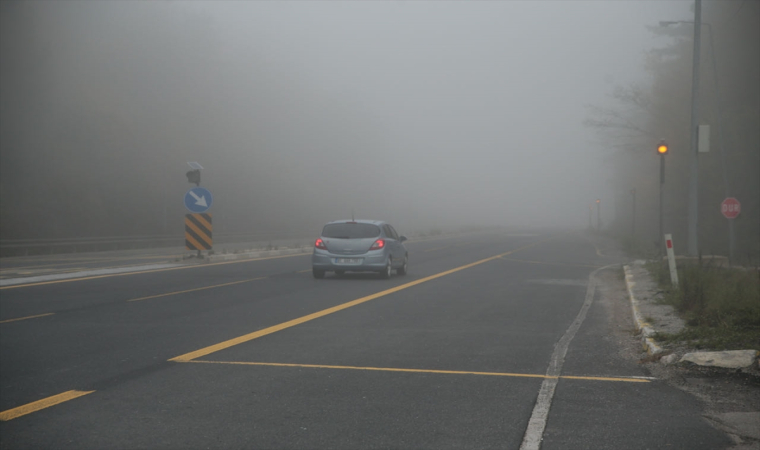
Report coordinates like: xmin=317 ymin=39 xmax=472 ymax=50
xmin=623 ymin=264 xmax=663 ymax=355
xmin=0 ymin=263 xmax=185 ymax=287
xmin=205 ymin=247 xmax=311 ymax=262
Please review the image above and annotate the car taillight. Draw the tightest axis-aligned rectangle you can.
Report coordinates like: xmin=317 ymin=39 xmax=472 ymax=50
xmin=315 ymin=238 xmax=327 ymax=249
xmin=369 ymin=239 xmax=385 ymax=250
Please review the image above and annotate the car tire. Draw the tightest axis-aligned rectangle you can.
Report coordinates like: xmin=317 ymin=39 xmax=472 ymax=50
xmin=380 ymin=258 xmax=392 ymax=279
xmin=313 ymin=268 xmax=325 ymax=279
xmin=335 ymin=270 xmax=345 ymax=276
xmin=397 ymin=255 xmax=408 ymax=276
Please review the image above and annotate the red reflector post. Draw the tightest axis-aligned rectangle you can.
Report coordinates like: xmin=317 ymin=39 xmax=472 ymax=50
xmin=666 ymin=240 xmax=673 ymax=249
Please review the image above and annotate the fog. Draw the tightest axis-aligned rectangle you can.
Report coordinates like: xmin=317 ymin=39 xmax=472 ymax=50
xmin=0 ymin=1 xmax=691 ymax=238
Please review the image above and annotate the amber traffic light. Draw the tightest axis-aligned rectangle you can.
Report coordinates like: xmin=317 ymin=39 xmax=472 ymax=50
xmin=657 ymin=140 xmax=668 ymax=155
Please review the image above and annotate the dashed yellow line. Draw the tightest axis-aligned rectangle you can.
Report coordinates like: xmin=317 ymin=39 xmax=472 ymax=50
xmin=186 ymin=360 xmax=652 ymax=383
xmin=0 ymin=312 xmax=55 ymax=324
xmin=127 ymin=277 xmax=267 ymax=302
xmin=0 ymin=390 xmax=95 ymax=421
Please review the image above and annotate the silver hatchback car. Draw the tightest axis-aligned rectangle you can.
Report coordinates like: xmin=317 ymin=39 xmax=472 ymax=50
xmin=312 ymin=220 xmax=408 ymax=279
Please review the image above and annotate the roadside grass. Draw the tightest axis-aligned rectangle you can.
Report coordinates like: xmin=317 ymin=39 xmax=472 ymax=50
xmin=646 ymin=260 xmax=760 ymax=351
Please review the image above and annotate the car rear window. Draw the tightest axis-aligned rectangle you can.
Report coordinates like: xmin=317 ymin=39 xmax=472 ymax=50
xmin=322 ymin=223 xmax=381 ymax=239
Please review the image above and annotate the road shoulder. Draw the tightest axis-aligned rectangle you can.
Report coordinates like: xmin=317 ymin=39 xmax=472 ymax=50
xmin=614 ymin=260 xmax=760 ymax=449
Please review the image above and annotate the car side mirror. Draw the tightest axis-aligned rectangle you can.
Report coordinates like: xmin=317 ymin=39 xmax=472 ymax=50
xmin=399 ymin=236 xmax=407 ymax=242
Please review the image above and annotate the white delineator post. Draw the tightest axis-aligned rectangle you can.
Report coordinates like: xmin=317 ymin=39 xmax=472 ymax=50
xmin=664 ymin=234 xmax=679 ymax=287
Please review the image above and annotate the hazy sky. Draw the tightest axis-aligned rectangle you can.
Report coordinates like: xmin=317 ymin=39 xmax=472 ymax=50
xmin=1 ymin=0 xmax=694 ymax=237
xmin=192 ymin=0 xmax=691 ymax=228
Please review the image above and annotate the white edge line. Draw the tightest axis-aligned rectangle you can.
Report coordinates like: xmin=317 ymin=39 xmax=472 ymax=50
xmin=0 ymin=263 xmax=184 ymax=287
xmin=519 ymin=262 xmax=620 ymax=450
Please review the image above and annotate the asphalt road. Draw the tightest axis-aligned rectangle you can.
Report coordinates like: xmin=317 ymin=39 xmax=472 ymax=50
xmin=0 ymin=230 xmax=730 ymax=449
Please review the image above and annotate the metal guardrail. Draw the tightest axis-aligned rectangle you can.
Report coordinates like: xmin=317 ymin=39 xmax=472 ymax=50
xmin=0 ymin=232 xmax=314 ymax=257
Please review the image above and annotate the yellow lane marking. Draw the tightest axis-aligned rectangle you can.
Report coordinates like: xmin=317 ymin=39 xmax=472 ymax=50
xmin=498 ymin=257 xmax=602 ymax=269
xmin=423 ymin=246 xmax=449 ymax=253
xmin=0 ymin=313 xmax=55 ymax=324
xmin=186 ymin=360 xmax=651 ymax=383
xmin=0 ymin=390 xmax=95 ymax=422
xmin=0 ymin=252 xmax=311 ymax=290
xmin=127 ymin=277 xmax=267 ymax=302
xmin=169 ymin=237 xmax=555 ymax=363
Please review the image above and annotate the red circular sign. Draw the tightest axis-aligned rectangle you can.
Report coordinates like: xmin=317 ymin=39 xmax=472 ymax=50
xmin=721 ymin=197 xmax=741 ymax=219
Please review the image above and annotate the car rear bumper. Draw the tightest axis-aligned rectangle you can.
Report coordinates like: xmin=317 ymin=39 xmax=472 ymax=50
xmin=312 ymin=249 xmax=387 ymax=272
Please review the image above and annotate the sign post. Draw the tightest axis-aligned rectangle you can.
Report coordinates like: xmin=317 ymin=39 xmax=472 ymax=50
xmin=721 ymin=197 xmax=740 ymax=265
xmin=664 ymin=234 xmax=679 ymax=287
xmin=184 ymin=187 xmax=213 ymax=214
xmin=184 ymin=187 xmax=213 ymax=257
xmin=657 ymin=140 xmax=669 ymax=255
xmin=182 ymin=163 xmax=211 ymax=257
xmin=596 ymin=199 xmax=601 ymax=231
xmin=721 ymin=197 xmax=741 ymax=219
xmin=185 ymin=213 xmax=213 ymax=252
xmin=630 ymin=188 xmax=636 ymax=236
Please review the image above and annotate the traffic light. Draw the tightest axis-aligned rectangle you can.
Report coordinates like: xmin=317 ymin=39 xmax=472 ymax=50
xmin=657 ymin=139 xmax=668 ymax=155
xmin=186 ymin=169 xmax=200 ymax=186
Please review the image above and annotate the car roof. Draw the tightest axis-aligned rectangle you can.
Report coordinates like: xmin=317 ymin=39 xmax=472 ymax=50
xmin=324 ymin=219 xmax=385 ymax=226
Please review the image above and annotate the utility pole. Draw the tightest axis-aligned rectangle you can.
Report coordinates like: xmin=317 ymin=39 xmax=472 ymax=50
xmin=596 ymin=199 xmax=601 ymax=231
xmin=687 ymin=0 xmax=702 ymax=256
xmin=162 ymin=166 xmax=167 ymax=234
xmin=706 ymin=24 xmax=735 ymax=264
xmin=630 ymin=188 xmax=636 ymax=236
xmin=658 ymin=140 xmax=669 ymax=256
xmin=660 ymin=18 xmax=734 ymax=262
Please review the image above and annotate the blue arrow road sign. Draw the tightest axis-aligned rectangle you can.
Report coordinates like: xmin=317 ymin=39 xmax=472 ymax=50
xmin=184 ymin=187 xmax=213 ymax=213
